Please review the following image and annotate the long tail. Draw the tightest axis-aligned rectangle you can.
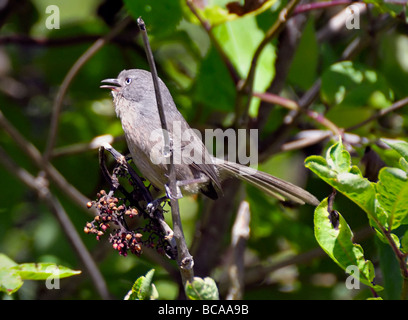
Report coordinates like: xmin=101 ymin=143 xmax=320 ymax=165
xmin=216 ymin=160 xmax=319 ymax=206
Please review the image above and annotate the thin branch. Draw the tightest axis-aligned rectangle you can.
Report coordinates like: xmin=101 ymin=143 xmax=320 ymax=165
xmin=0 ymin=34 xmax=105 ymax=46
xmin=0 ymin=110 xmax=95 ymax=215
xmin=0 ymin=146 xmax=111 ymax=300
xmin=226 ymin=200 xmax=250 ymax=300
xmin=256 ymin=13 xmax=308 ymax=130
xmin=258 ymin=78 xmax=322 ymax=161
xmin=280 ymin=130 xmax=332 ymax=152
xmin=293 ymin=0 xmax=354 ymax=15
xmin=0 ymin=34 xmax=143 ymax=51
xmin=256 ymin=2 xmax=366 ymax=131
xmin=347 ymin=96 xmax=408 ymax=132
xmin=254 ymin=91 xmax=343 ymax=137
xmin=316 ymin=2 xmax=368 ymax=42
xmin=137 ymin=18 xmax=194 ymax=286
xmin=257 ymin=5 xmax=390 ymax=159
xmin=191 ymin=179 xmax=243 ymax=278
xmin=43 ymin=16 xmax=133 ymax=161
xmin=380 ymin=226 xmax=408 ymax=299
xmin=50 ymin=134 xmax=122 ymax=158
xmin=137 ymin=20 xmax=170 ymax=157
xmin=235 ymin=0 xmax=300 ymax=126
xmin=186 ymin=0 xmax=241 ymax=85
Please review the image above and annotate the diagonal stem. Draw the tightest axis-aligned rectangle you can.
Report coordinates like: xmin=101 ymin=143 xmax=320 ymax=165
xmin=235 ymin=0 xmax=300 ymax=126
xmin=0 ymin=146 xmax=110 ymax=299
xmin=137 ymin=17 xmax=194 ymax=286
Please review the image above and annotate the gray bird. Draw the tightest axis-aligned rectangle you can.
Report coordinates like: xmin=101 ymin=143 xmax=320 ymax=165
xmin=101 ymin=69 xmax=319 ymax=206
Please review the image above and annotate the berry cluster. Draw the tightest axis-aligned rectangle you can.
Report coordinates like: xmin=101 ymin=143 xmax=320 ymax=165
xmin=84 ymin=190 xmax=137 ymax=239
xmin=84 ymin=189 xmax=172 ymax=258
xmin=109 ymin=230 xmax=143 ymax=257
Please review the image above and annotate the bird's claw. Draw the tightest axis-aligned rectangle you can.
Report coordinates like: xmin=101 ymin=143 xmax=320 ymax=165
xmin=165 ymin=184 xmax=183 ymax=200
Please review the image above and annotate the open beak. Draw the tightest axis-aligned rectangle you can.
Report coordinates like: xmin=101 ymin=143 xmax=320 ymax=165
xmin=100 ymin=78 xmax=121 ymax=91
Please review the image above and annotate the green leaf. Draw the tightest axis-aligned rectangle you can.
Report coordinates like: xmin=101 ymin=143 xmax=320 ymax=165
xmin=321 ymin=61 xmax=393 ymax=109
xmin=377 ymin=239 xmax=403 ymax=299
xmin=185 ymin=277 xmax=219 ymax=300
xmin=193 ymin=45 xmax=236 ymax=112
xmin=0 ymin=253 xmax=17 ymax=269
xmin=196 ymin=0 xmax=278 ymax=26
xmin=212 ymin=14 xmax=275 ymax=116
xmin=0 ymin=254 xmax=22 ymax=295
xmin=376 ymin=167 xmax=408 ymax=230
xmin=305 ymin=141 xmax=377 ymax=219
xmin=321 ymin=62 xmax=393 ymax=128
xmin=314 ymin=199 xmax=382 ymax=291
xmin=138 ymin=269 xmax=155 ymax=300
xmin=125 ymin=269 xmax=158 ymax=300
xmin=123 ymin=0 xmax=183 ymax=37
xmin=364 ymin=0 xmax=405 ymax=16
xmin=0 ymin=268 xmax=23 ymax=295
xmin=13 ymin=263 xmax=81 ymax=280
xmin=327 ymin=140 xmax=352 ymax=173
xmin=287 ymin=18 xmax=318 ymax=90
xmin=401 ymin=229 xmax=408 ymax=254
xmin=212 ymin=14 xmax=275 ymax=82
xmin=382 ymin=139 xmax=408 ymax=164
xmin=399 ymin=158 xmax=408 ymax=172
xmin=0 ymin=254 xmax=81 ymax=295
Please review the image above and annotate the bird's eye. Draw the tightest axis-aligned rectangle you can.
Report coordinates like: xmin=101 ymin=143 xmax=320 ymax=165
xmin=125 ymin=77 xmax=132 ymax=85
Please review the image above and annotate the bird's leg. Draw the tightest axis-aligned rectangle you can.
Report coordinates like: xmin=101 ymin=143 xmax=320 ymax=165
xmin=165 ymin=176 xmax=210 ymax=200
xmin=165 ymin=183 xmax=183 ymax=200
xmin=146 ymin=195 xmax=169 ymax=214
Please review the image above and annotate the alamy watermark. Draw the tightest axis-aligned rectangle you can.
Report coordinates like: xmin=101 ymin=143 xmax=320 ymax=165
xmin=345 ymin=4 xmax=361 ymax=30
xmin=44 ymin=3 xmax=363 ymax=32
xmin=43 ymin=1 xmax=364 ymax=30
xmin=45 ymin=5 xmax=60 ymax=30
xmin=148 ymin=121 xmax=259 ymax=175
xmin=345 ymin=265 xmax=361 ymax=290
xmin=45 ymin=265 xmax=61 ymax=290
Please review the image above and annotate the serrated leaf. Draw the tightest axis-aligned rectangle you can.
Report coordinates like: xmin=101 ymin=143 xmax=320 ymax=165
xmin=185 ymin=277 xmax=219 ymax=300
xmin=376 ymin=167 xmax=408 ymax=230
xmin=138 ymin=269 xmax=155 ymax=300
xmin=125 ymin=269 xmax=158 ymax=300
xmin=399 ymin=158 xmax=408 ymax=172
xmin=390 ymin=233 xmax=401 ymax=249
xmin=305 ymin=141 xmax=377 ymax=219
xmin=382 ymin=139 xmax=408 ymax=164
xmin=314 ymin=198 xmax=382 ymax=291
xmin=327 ymin=140 xmax=352 ymax=173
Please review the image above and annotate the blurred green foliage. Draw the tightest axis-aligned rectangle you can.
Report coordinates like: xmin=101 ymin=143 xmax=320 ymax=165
xmin=1 ymin=0 xmax=408 ymax=300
